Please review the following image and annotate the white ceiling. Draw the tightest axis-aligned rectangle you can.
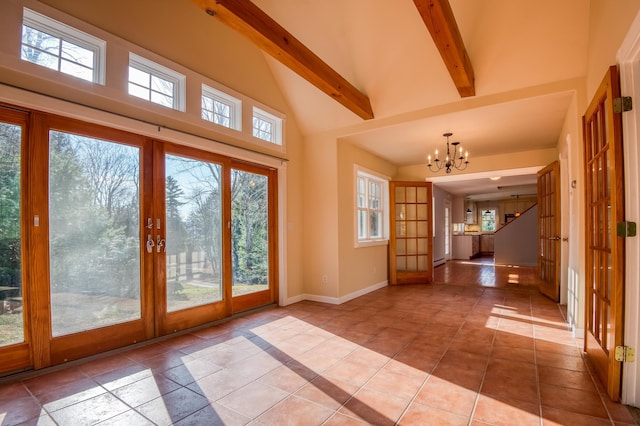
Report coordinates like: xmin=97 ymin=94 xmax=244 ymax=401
xmin=252 ymin=0 xmax=589 ymax=198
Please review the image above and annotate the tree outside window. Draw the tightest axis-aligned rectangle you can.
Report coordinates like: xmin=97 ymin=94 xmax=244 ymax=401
xmin=481 ymin=209 xmax=497 ymax=232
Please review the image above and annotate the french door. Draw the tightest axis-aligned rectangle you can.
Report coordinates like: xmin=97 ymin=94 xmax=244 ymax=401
xmin=0 ymin=108 xmax=30 ymax=373
xmin=583 ymin=65 xmax=625 ymax=401
xmin=537 ymin=160 xmax=561 ymax=301
xmin=0 ymin=106 xmax=277 ymax=375
xmin=389 ymin=182 xmax=433 ymax=285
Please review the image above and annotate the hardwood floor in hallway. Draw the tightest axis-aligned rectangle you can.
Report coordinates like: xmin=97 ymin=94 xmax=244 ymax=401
xmin=0 ymin=259 xmax=636 ymax=425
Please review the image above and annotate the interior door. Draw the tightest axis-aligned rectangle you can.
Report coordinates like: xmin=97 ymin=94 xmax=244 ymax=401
xmin=0 ymin=106 xmax=31 ymax=375
xmin=537 ymin=160 xmax=561 ymax=301
xmin=389 ymin=182 xmax=433 ymax=285
xmin=33 ymin=114 xmax=154 ymax=367
xmin=583 ymin=65 xmax=625 ymax=401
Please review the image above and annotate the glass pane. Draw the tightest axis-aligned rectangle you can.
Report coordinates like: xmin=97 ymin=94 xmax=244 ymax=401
xmin=151 ymin=75 xmax=173 ymax=96
xmin=232 ymin=169 xmax=269 ymax=297
xmin=369 ymin=211 xmax=381 ymax=238
xmin=60 ymin=59 xmax=93 ymax=82
xmin=416 ymin=187 xmax=427 ymax=203
xmin=128 ymin=66 xmax=150 ymax=87
xmin=165 ymin=155 xmax=223 ymax=312
xmin=0 ymin=123 xmax=24 ymax=346
xmin=60 ymin=40 xmax=94 ymax=68
xmin=395 ymin=187 xmax=405 ymax=203
xmin=396 ymin=256 xmax=406 ymax=271
xmin=396 ymin=240 xmax=406 ymax=255
xmin=417 ymin=238 xmax=428 ymax=254
xmin=406 ymin=222 xmax=417 ymax=237
xmin=406 ymin=256 xmax=417 ymax=271
xmin=49 ymin=131 xmax=141 ymax=336
xmin=406 ymin=187 xmax=416 ymax=203
xmin=358 ymin=210 xmax=366 ymax=239
xmin=406 ymin=239 xmax=417 ymax=255
xmin=417 ymin=255 xmax=427 ymax=271
xmin=406 ymin=204 xmax=416 ymax=220
xmin=150 ymin=91 xmax=173 ymax=108
xmin=416 ymin=205 xmax=427 ymax=220
xmin=128 ymin=83 xmax=149 ymax=100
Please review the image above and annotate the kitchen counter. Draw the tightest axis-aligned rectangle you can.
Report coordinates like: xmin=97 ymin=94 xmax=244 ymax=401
xmin=452 ymin=235 xmax=480 ymax=259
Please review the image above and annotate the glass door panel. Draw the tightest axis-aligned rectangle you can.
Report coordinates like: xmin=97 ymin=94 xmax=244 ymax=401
xmin=231 ymin=169 xmax=269 ymax=297
xmin=165 ymin=154 xmax=223 ymax=312
xmin=0 ymin=122 xmax=24 ymax=347
xmin=48 ymin=131 xmax=142 ymax=336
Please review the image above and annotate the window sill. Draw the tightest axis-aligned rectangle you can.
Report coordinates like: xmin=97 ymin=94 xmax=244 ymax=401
xmin=355 ymin=239 xmax=389 ymax=249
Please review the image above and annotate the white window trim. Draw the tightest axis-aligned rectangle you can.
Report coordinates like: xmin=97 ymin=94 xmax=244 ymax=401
xmin=252 ymin=106 xmax=282 ymax=145
xmin=128 ymin=52 xmax=186 ymax=112
xmin=202 ymin=84 xmax=242 ymax=131
xmin=22 ymin=7 xmax=106 ymax=85
xmin=354 ymin=165 xmax=390 ymax=248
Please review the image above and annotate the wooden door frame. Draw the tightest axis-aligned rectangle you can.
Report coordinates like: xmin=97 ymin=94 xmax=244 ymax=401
xmin=617 ymin=14 xmax=640 ymax=405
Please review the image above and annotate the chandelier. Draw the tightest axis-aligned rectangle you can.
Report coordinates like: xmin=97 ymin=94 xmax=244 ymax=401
xmin=427 ymin=132 xmax=469 ymax=174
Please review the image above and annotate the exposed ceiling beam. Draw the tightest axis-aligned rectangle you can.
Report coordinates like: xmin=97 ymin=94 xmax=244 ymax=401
xmin=414 ymin=0 xmax=475 ymax=97
xmin=189 ymin=0 xmax=374 ymax=120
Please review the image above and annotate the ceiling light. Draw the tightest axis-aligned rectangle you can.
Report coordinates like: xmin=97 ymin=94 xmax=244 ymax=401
xmin=427 ymin=132 xmax=469 ymax=174
xmin=489 ymin=176 xmax=501 ymax=181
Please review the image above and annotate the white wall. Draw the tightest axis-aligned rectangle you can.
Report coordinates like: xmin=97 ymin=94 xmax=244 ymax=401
xmin=494 ymin=205 xmax=538 ymax=266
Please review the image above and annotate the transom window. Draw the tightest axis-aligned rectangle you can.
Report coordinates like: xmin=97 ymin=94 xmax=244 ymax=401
xmin=128 ymin=53 xmax=185 ymax=111
xmin=21 ymin=8 xmax=105 ymax=84
xmin=202 ymin=84 xmax=241 ymax=130
xmin=355 ymin=166 xmax=389 ymax=246
xmin=252 ymin=107 xmax=282 ymax=145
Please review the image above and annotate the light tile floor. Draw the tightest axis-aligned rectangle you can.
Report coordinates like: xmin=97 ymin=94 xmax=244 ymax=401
xmin=0 ymin=260 xmax=637 ymax=425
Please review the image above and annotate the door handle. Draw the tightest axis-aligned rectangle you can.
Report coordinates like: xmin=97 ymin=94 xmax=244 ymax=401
xmin=549 ymin=236 xmax=561 ymax=241
xmin=146 ymin=234 xmax=155 ymax=253
xmin=156 ymin=235 xmax=166 ymax=253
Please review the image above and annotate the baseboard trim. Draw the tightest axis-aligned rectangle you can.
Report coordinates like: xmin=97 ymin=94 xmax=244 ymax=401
xmin=282 ymin=280 xmax=388 ymax=306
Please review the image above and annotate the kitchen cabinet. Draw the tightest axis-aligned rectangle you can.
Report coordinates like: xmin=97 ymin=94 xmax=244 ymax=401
xmin=452 ymin=235 xmax=480 ymax=259
xmin=465 ymin=201 xmax=477 ymax=224
xmin=480 ymin=234 xmax=494 ymax=253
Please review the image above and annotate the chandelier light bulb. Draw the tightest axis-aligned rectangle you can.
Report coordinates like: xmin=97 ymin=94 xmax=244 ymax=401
xmin=426 ymin=132 xmax=470 ymax=174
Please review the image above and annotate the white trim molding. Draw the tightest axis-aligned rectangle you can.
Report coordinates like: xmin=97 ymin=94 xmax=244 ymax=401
xmin=617 ymin=8 xmax=640 ymax=407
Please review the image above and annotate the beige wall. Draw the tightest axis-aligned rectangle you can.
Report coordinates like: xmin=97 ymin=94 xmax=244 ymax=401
xmin=0 ymin=0 xmax=307 ymax=303
xmin=336 ymin=142 xmax=397 ymax=298
xmin=586 ymin=0 xmax=640 ymax=99
xmin=302 ymin=133 xmax=339 ymax=299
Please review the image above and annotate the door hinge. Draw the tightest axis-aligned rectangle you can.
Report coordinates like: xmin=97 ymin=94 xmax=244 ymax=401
xmin=615 ymin=346 xmax=636 ymax=362
xmin=613 ymin=96 xmax=633 ymax=113
xmin=617 ymin=221 xmax=637 ymax=237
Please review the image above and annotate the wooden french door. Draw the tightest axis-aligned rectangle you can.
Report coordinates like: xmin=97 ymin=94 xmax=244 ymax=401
xmin=537 ymin=160 xmax=561 ymax=301
xmin=154 ymin=142 xmax=230 ymax=335
xmin=0 ymin=106 xmax=31 ymax=374
xmin=0 ymin=105 xmax=277 ymax=374
xmin=32 ymin=113 xmax=154 ymax=367
xmin=389 ymin=182 xmax=433 ymax=285
xmin=583 ymin=65 xmax=625 ymax=401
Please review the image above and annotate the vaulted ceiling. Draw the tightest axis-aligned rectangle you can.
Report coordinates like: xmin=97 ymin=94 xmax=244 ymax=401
xmin=244 ymin=0 xmax=589 ymax=196
xmin=41 ymin=0 xmax=591 ymax=197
